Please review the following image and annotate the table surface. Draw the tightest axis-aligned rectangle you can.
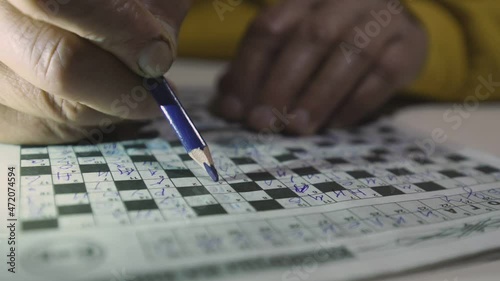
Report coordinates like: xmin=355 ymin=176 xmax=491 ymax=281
xmin=168 ymin=59 xmax=500 ymax=281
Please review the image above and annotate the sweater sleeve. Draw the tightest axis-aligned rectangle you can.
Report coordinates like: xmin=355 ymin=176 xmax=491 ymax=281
xmin=404 ymin=0 xmax=500 ymax=100
xmin=177 ymin=0 xmax=260 ymax=59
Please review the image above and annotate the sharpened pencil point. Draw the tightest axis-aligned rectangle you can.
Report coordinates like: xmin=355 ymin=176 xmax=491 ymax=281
xmin=204 ymin=163 xmax=219 ymax=182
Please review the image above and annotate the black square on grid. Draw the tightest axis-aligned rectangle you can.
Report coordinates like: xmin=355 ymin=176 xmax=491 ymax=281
xmin=405 ymin=147 xmax=425 ymax=154
xmin=314 ymin=182 xmax=346 ymax=193
xmin=79 ymin=164 xmax=110 ymax=173
xmin=22 ymin=219 xmax=58 ymax=231
xmin=177 ymin=186 xmax=210 ymax=197
xmin=287 ymin=148 xmax=306 ymax=153
xmin=378 ymin=126 xmax=395 ymax=133
xmin=130 ymin=155 xmax=157 ymax=162
xmin=250 ymin=200 xmax=284 ymax=211
xmin=350 ymin=138 xmax=367 ymax=145
xmin=316 ymin=141 xmax=335 ymax=147
xmin=371 ymin=148 xmax=390 ymax=155
xmin=192 ymin=204 xmax=227 ymax=216
xmin=292 ymin=167 xmax=320 ymax=176
xmin=231 ymin=182 xmax=262 ymax=193
xmin=347 ymin=170 xmax=374 ymax=179
xmin=476 ymin=165 xmax=500 ymax=174
xmin=364 ymin=156 xmax=386 ymax=163
xmin=246 ymin=172 xmax=275 ymax=181
xmin=439 ymin=170 xmax=466 ymax=178
xmin=411 ymin=157 xmax=434 ymax=165
xmin=231 ymin=157 xmax=256 ymax=165
xmin=371 ymin=186 xmax=404 ymax=196
xmin=388 ymin=168 xmax=413 ymax=176
xmin=165 ymin=169 xmax=194 ymax=178
xmin=415 ymin=182 xmax=446 ymax=192
xmin=326 ymin=158 xmax=349 ymax=165
xmin=123 ymin=143 xmax=147 ymax=149
xmin=58 ymin=204 xmax=92 ymax=215
xmin=125 ymin=200 xmax=158 ymax=211
xmin=265 ymin=188 xmax=297 ymax=199
xmin=275 ymin=154 xmax=297 ymax=162
xmin=75 ymin=151 xmax=102 ymax=157
xmin=54 ymin=183 xmax=87 ymax=194
xmin=384 ymin=137 xmax=400 ymax=144
xmin=447 ymin=154 xmax=468 ymax=162
xmin=20 ymin=166 xmax=51 ymax=176
xmin=115 ymin=180 xmax=147 ymax=191
xmin=20 ymin=154 xmax=49 ymax=160
xmin=178 ymin=154 xmax=192 ymax=161
xmin=169 ymin=140 xmax=183 ymax=147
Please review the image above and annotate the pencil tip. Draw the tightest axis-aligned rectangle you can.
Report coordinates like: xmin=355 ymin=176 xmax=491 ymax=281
xmin=204 ymin=163 xmax=219 ymax=182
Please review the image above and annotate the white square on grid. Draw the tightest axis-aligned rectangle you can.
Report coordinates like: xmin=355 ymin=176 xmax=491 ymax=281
xmin=139 ymin=169 xmax=168 ymax=180
xmin=212 ymin=193 xmax=245 ymax=204
xmin=149 ymin=188 xmax=181 ymax=199
xmin=59 ymin=214 xmax=95 ymax=230
xmin=154 ymin=197 xmax=188 ymax=210
xmin=21 ymin=147 xmax=48 ymax=154
xmin=120 ymin=190 xmax=152 ymax=201
xmin=21 ymin=175 xmax=52 ymax=187
xmin=85 ymin=181 xmax=117 ymax=193
xmin=144 ymin=178 xmax=175 ymax=189
xmin=55 ymin=193 xmax=90 ymax=206
xmin=393 ymin=184 xmax=425 ymax=194
xmin=184 ymin=194 xmax=218 ymax=207
xmin=52 ymin=173 xmax=84 ymax=184
xmin=21 ymin=159 xmax=50 ymax=167
xmin=88 ymin=191 xmax=121 ymax=204
xmin=302 ymin=194 xmax=335 ymax=206
xmin=134 ymin=161 xmax=163 ymax=171
xmin=276 ymin=197 xmax=310 ymax=208
xmin=221 ymin=202 xmax=255 ymax=214
xmin=170 ymin=177 xmax=202 ymax=187
xmin=161 ymin=207 xmax=196 ymax=220
xmin=83 ymin=172 xmax=113 ymax=183
xmin=204 ymin=185 xmax=236 ymax=194
xmin=111 ymin=170 xmax=141 ymax=181
xmin=129 ymin=210 xmax=164 ymax=224
xmin=51 ymin=165 xmax=80 ymax=174
xmin=239 ymin=190 xmax=271 ymax=201
xmin=255 ymin=180 xmax=285 ymax=190
xmin=78 ymin=157 xmax=106 ymax=165
xmin=358 ymin=177 xmax=388 ymax=187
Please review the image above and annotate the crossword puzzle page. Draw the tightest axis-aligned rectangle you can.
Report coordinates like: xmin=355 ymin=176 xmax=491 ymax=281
xmin=2 ymin=116 xmax=500 ymax=281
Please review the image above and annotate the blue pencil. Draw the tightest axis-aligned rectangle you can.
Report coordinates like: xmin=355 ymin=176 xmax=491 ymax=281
xmin=147 ymin=77 xmax=219 ymax=182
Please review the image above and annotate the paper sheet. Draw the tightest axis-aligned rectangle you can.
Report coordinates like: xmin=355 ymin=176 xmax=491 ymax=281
xmin=1 ymin=89 xmax=500 ymax=281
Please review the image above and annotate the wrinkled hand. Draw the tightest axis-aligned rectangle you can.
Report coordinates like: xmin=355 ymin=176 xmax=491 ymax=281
xmin=215 ymin=0 xmax=428 ymax=134
xmin=0 ymin=0 xmax=190 ymax=144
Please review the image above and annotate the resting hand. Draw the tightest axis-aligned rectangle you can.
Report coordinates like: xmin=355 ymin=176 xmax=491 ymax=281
xmin=216 ymin=0 xmax=427 ymax=134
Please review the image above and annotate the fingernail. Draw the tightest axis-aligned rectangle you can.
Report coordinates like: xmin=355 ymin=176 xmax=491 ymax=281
xmin=219 ymin=96 xmax=243 ymax=120
xmin=138 ymin=41 xmax=173 ymax=77
xmin=248 ymin=105 xmax=275 ymax=130
xmin=289 ymin=108 xmax=311 ymax=134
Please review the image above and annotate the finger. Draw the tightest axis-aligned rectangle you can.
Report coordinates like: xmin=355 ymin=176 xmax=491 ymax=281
xmin=139 ymin=0 xmax=191 ymax=32
xmin=0 ymin=3 xmax=162 ymax=120
xmin=331 ymin=43 xmax=407 ymax=127
xmin=216 ymin=0 xmax=318 ymax=121
xmin=331 ymin=71 xmax=394 ymax=127
xmin=246 ymin=0 xmax=366 ymax=131
xmin=0 ymin=62 xmax=122 ymax=126
xmin=8 ymin=0 xmax=177 ymax=77
xmin=287 ymin=13 xmax=403 ymax=134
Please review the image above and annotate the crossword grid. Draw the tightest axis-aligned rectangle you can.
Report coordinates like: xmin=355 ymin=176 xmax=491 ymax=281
xmin=18 ymin=124 xmax=500 ymax=232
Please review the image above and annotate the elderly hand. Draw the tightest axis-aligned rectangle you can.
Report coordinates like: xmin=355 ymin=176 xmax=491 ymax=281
xmin=215 ymin=0 xmax=428 ymax=134
xmin=0 ymin=0 xmax=190 ymax=144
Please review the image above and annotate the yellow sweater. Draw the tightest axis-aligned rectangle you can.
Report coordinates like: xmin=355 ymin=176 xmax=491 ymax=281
xmin=178 ymin=0 xmax=500 ymax=101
